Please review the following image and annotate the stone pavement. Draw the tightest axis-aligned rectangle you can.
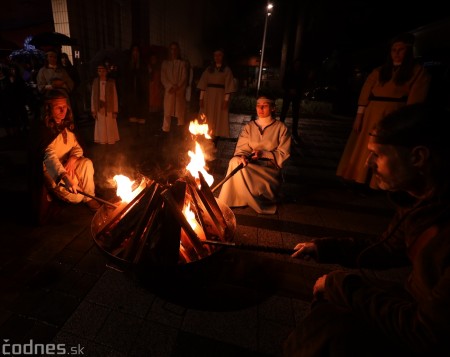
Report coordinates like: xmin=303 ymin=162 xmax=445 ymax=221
xmin=0 ymin=111 xmax=401 ymax=356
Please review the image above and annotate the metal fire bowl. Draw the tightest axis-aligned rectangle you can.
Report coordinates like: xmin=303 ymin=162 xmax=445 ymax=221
xmin=90 ymin=183 xmax=236 ymax=266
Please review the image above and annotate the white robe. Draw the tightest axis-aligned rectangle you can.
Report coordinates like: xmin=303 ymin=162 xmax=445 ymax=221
xmin=161 ymin=59 xmax=188 ymax=131
xmin=218 ymin=120 xmax=291 ymax=214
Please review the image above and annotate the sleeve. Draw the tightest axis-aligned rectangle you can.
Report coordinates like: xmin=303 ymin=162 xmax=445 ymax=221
xmin=160 ymin=61 xmax=171 ymax=90
xmin=272 ymin=123 xmax=291 ymax=168
xmin=43 ymin=138 xmax=66 ymax=180
xmin=357 ymin=68 xmax=379 ymax=107
xmin=179 ymin=60 xmax=188 ymax=88
xmin=69 ymin=137 xmax=84 ymax=158
xmin=224 ymin=67 xmax=236 ymax=94
xmin=407 ymin=65 xmax=431 ymax=104
xmin=233 ymin=124 xmax=253 ymax=157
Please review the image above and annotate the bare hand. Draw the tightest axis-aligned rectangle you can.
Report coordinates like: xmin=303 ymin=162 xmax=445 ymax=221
xmin=251 ymin=150 xmax=264 ymax=161
xmin=291 ymin=242 xmax=317 ymax=260
xmin=237 ymin=155 xmax=249 ymax=167
xmin=62 ymin=174 xmax=78 ymax=194
xmin=313 ymin=274 xmax=327 ymax=297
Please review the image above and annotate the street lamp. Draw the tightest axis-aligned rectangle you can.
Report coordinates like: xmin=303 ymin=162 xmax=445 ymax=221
xmin=256 ymin=2 xmax=273 ymax=96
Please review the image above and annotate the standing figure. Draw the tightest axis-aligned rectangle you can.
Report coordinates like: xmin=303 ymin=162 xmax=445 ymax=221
xmin=197 ymin=48 xmax=236 ymax=141
xmin=91 ymin=64 xmax=120 ymax=145
xmin=148 ymin=52 xmax=164 ymax=116
xmin=286 ymin=104 xmax=450 ymax=357
xmin=336 ymin=33 xmax=430 ymax=188
xmin=36 ymin=50 xmax=74 ymax=97
xmin=218 ymin=96 xmax=291 ymax=214
xmin=122 ymin=44 xmax=148 ymax=125
xmin=160 ymin=42 xmax=188 ymax=134
xmin=30 ymin=89 xmax=100 ymax=225
xmin=279 ymin=58 xmax=304 ymax=144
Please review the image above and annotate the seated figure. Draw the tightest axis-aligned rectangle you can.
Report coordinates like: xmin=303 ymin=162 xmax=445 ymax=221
xmin=218 ymin=95 xmax=291 ymax=214
xmin=30 ymin=89 xmax=100 ymax=224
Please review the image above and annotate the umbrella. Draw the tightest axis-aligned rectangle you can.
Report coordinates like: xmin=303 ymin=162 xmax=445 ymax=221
xmin=30 ymin=31 xmax=76 ymax=48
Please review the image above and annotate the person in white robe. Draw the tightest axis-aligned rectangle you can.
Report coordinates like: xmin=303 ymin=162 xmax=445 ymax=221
xmin=160 ymin=42 xmax=188 ymax=133
xmin=218 ymin=96 xmax=291 ymax=214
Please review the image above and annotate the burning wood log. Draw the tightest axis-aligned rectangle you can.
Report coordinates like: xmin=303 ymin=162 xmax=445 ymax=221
xmin=198 ymin=171 xmax=228 ymax=240
xmin=91 ymin=170 xmax=236 ymax=266
xmin=122 ymin=181 xmax=162 ymax=261
xmin=184 ymin=174 xmax=224 ymax=242
xmin=161 ymin=182 xmax=209 ymax=260
xmin=96 ymin=177 xmax=152 ymax=251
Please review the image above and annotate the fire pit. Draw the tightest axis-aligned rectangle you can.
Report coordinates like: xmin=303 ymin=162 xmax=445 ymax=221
xmin=91 ymin=173 xmax=236 ymax=267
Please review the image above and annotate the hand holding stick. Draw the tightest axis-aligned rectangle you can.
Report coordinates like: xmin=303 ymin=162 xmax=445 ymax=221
xmin=59 ymin=184 xmax=118 ymax=208
xmin=210 ymin=153 xmax=255 ymax=193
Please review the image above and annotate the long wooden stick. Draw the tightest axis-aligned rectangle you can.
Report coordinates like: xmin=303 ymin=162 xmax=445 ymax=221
xmin=60 ymin=184 xmax=118 ymax=207
xmin=210 ymin=154 xmax=256 ymax=193
xmin=210 ymin=163 xmax=244 ymax=193
xmin=202 ymin=240 xmax=295 ymax=255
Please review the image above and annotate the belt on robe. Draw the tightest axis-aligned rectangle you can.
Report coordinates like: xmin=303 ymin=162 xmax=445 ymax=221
xmin=207 ymin=84 xmax=225 ymax=88
xmin=369 ymin=94 xmax=408 ymax=102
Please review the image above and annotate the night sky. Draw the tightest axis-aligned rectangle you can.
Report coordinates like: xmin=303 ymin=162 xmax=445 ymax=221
xmin=1 ymin=0 xmax=449 ymax=67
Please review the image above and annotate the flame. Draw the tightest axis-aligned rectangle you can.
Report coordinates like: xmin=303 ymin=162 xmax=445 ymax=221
xmin=186 ymin=141 xmax=214 ymax=186
xmin=182 ymin=202 xmax=206 ymax=241
xmin=189 ymin=117 xmax=211 ymax=139
xmin=113 ymin=175 xmax=135 ymax=202
xmin=183 ymin=202 xmax=198 ymax=230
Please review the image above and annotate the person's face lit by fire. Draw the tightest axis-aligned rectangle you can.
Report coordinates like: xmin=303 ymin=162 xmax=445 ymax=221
xmin=366 ymin=135 xmax=418 ymax=193
xmin=391 ymin=41 xmax=408 ymax=65
xmin=50 ymin=98 xmax=68 ymax=124
xmin=256 ymin=98 xmax=274 ymax=118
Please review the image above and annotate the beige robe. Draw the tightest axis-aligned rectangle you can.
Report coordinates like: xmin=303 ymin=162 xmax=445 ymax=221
xmin=197 ymin=66 xmax=236 ymax=137
xmin=336 ymin=63 xmax=430 ymax=187
xmin=218 ymin=120 xmax=291 ymax=214
xmin=161 ymin=58 xmax=187 ymax=131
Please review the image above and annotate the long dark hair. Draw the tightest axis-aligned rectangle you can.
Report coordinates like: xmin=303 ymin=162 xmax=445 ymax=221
xmin=42 ymin=89 xmax=74 ymax=134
